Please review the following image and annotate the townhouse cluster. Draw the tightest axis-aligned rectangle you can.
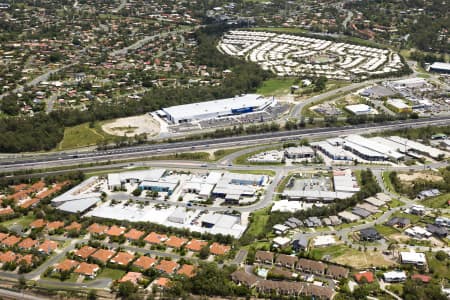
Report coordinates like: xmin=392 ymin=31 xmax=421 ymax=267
xmin=218 ymin=30 xmax=405 ymax=80
xmin=231 ymin=251 xmax=351 ymax=299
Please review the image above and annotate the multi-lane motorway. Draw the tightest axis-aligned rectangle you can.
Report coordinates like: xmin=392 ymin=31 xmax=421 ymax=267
xmin=1 ymin=116 xmax=449 ymax=172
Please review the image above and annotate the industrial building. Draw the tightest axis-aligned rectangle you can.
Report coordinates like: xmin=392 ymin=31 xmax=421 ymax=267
xmin=51 ymin=177 xmax=101 ymax=213
xmin=388 ymin=77 xmax=429 ymax=89
xmin=138 ymin=177 xmax=179 ymax=195
xmin=108 ymin=169 xmax=166 ymax=190
xmin=311 ymin=141 xmax=353 ymax=161
xmin=386 ymin=99 xmax=412 ymax=113
xmin=429 ymin=62 xmax=450 ymax=74
xmin=343 ymin=134 xmax=404 ymax=162
xmin=282 ymin=169 xmax=358 ymax=202
xmin=345 ymin=104 xmax=376 ymax=115
xmin=182 ymin=172 xmax=222 ymax=200
xmin=158 ymin=94 xmax=275 ymax=124
xmin=386 ymin=136 xmax=447 ymax=159
xmin=212 ymin=173 xmax=268 ymax=204
xmin=333 ymin=169 xmax=360 ymax=193
xmin=284 ymin=146 xmax=315 ymax=159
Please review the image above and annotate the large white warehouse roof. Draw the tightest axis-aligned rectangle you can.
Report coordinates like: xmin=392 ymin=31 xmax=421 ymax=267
xmin=162 ymin=94 xmax=274 ymax=123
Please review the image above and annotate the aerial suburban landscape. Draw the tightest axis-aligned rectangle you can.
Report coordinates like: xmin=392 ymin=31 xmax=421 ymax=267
xmin=0 ymin=0 xmax=449 ymax=299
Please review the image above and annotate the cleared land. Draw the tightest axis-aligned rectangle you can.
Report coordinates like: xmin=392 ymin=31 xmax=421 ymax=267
xmin=257 ymin=78 xmax=296 ymax=96
xmin=333 ymin=249 xmax=395 ymax=269
xmin=422 ymin=192 xmax=450 ymax=208
xmin=397 ymin=172 xmax=443 ymax=183
xmin=102 ymin=114 xmax=160 ymax=137
xmin=58 ymin=122 xmax=112 ymax=150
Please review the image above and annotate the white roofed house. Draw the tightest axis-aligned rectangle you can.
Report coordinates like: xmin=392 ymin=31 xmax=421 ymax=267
xmin=400 ymin=252 xmax=427 ymax=266
xmin=383 ymin=270 xmax=407 ymax=283
xmin=273 ymin=224 xmax=290 ymax=235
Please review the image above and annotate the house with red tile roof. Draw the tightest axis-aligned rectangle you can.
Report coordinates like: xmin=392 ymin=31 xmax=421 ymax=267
xmin=152 ymin=277 xmax=171 ymax=289
xmin=17 ymin=254 xmax=33 ymax=265
xmin=0 ymin=233 xmax=8 ymax=241
xmin=119 ymin=272 xmax=143 ymax=285
xmin=87 ymin=223 xmax=108 ymax=235
xmin=144 ymin=232 xmax=168 ymax=244
xmin=54 ymin=259 xmax=79 ymax=272
xmin=106 ymin=225 xmax=126 ymax=237
xmin=186 ymin=239 xmax=207 ymax=252
xmin=0 ymin=251 xmax=17 ymax=263
xmin=165 ymin=236 xmax=188 ymax=249
xmin=38 ymin=240 xmax=58 ymax=254
xmin=65 ymin=221 xmax=82 ymax=232
xmin=74 ymin=246 xmax=97 ymax=260
xmin=177 ymin=264 xmax=195 ymax=277
xmin=12 ymin=184 xmax=28 ymax=192
xmin=19 ymin=198 xmax=40 ymax=209
xmin=91 ymin=249 xmax=115 ymax=264
xmin=18 ymin=238 xmax=38 ymax=250
xmin=133 ymin=256 xmax=156 ymax=270
xmin=354 ymin=271 xmax=374 ymax=283
xmin=124 ymin=229 xmax=145 ymax=241
xmin=75 ymin=262 xmax=100 ymax=278
xmin=1 ymin=235 xmax=21 ymax=247
xmin=30 ymin=219 xmax=46 ymax=229
xmin=155 ymin=260 xmax=179 ymax=274
xmin=0 ymin=206 xmax=14 ymax=216
xmin=46 ymin=221 xmax=64 ymax=232
xmin=209 ymin=242 xmax=230 ymax=256
xmin=111 ymin=252 xmax=134 ymax=266
xmin=411 ymin=274 xmax=431 ymax=283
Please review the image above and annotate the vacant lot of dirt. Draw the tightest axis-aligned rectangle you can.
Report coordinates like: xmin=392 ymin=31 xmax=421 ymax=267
xmin=102 ymin=114 xmax=160 ymax=137
xmin=398 ymin=172 xmax=443 ymax=183
xmin=333 ymin=251 xmax=395 ymax=269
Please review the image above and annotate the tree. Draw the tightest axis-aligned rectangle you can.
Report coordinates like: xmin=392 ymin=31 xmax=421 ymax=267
xmin=132 ymin=189 xmax=142 ymax=197
xmin=435 ymin=250 xmax=447 ymax=261
xmin=18 ymin=275 xmax=26 ymax=289
xmin=118 ymin=281 xmax=138 ymax=298
xmin=87 ymin=290 xmax=97 ymax=300
xmin=199 ymin=245 xmax=210 ymax=259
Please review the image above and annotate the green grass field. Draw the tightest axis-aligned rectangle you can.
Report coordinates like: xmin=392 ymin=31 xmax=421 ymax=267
xmin=421 ymin=193 xmax=450 ymax=209
xmin=212 ymin=147 xmax=247 ymax=161
xmin=241 ymin=207 xmax=271 ymax=241
xmin=426 ymin=252 xmax=450 ymax=280
xmin=97 ymin=268 xmax=126 ymax=280
xmin=257 ymin=78 xmax=296 ymax=96
xmin=1 ymin=215 xmax=35 ymax=229
xmin=374 ymin=224 xmax=400 ymax=237
xmin=391 ymin=212 xmax=422 ymax=224
xmin=57 ymin=122 xmax=113 ymax=150
xmin=382 ymin=172 xmax=397 ymax=195
xmin=310 ymin=244 xmax=356 ymax=260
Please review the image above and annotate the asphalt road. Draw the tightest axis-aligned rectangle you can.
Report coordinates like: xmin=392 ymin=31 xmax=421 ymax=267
xmin=1 ymin=117 xmax=449 ymax=172
xmin=0 ymin=288 xmax=48 ymax=300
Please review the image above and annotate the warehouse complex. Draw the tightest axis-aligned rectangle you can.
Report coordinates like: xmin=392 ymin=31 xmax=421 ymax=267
xmin=312 ymin=134 xmax=448 ymax=164
xmin=51 ymin=169 xmax=271 ymax=238
xmin=282 ymin=169 xmax=360 ymax=202
xmin=218 ymin=30 xmax=405 ymax=80
xmin=157 ymin=94 xmax=276 ymax=124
